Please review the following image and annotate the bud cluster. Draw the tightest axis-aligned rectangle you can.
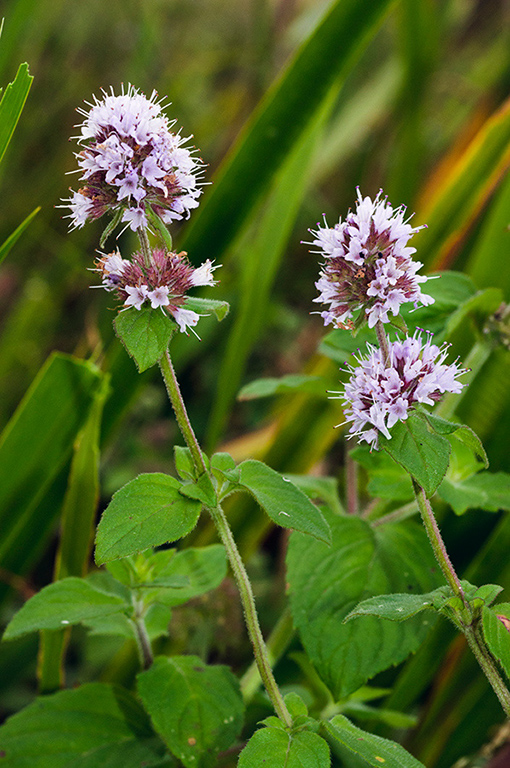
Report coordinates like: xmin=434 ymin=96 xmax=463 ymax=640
xmin=95 ymin=249 xmax=217 ymax=333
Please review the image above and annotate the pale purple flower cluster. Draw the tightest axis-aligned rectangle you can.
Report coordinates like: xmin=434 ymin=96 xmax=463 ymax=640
xmin=340 ymin=332 xmax=465 ymax=449
xmin=310 ymin=190 xmax=434 ymax=329
xmin=96 ymin=249 xmax=217 ymax=333
xmin=65 ymin=85 xmax=203 ymax=232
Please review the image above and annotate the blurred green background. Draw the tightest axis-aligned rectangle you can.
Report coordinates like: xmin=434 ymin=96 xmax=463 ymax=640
xmin=1 ymin=1 xmax=510 ymax=764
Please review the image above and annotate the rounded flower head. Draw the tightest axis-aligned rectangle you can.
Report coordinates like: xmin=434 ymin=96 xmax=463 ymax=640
xmin=65 ymin=85 xmax=204 ymax=232
xmin=94 ymin=248 xmax=218 ymax=334
xmin=309 ymin=189 xmax=434 ymax=329
xmin=339 ymin=332 xmax=466 ymax=449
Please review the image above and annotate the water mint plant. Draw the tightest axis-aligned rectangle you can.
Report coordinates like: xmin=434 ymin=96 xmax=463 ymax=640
xmin=2 ymin=12 xmax=510 ymax=761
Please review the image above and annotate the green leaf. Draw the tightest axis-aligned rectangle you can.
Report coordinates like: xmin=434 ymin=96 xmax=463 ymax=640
xmin=286 ymin=513 xmax=440 ymax=698
xmin=174 ymin=445 xmax=197 ymax=481
xmin=284 ymin=691 xmax=309 ymax=720
xmin=141 ymin=545 xmax=228 ymax=607
xmin=238 ymin=460 xmax=331 ymax=544
xmin=350 ymin=446 xmax=414 ymax=502
xmin=2 ymin=578 xmax=128 ymax=640
xmin=344 ymin=589 xmax=447 ymax=623
xmin=179 ymin=472 xmax=217 ymax=506
xmin=379 ymin=412 xmax=451 ymax=497
xmin=147 ymin=205 xmax=173 ymax=251
xmin=99 ymin=208 xmax=124 ymax=248
xmin=423 ymin=413 xmax=488 ymax=468
xmin=323 ymin=714 xmax=426 ymax=768
xmin=283 ymin=474 xmax=345 ymax=516
xmin=438 ymin=471 xmax=510 ymax=515
xmin=0 ymin=62 xmax=33 ymax=166
xmin=0 ymin=206 xmax=40 ymax=267
xmin=341 ymin=701 xmax=417 ymax=730
xmin=0 ymin=354 xmax=103 ymax=602
xmin=95 ymin=474 xmax=202 ymax=563
xmin=210 ymin=451 xmax=240 ymax=486
xmin=137 ymin=655 xmax=244 ymax=768
xmin=114 ymin=307 xmax=175 ymax=372
xmin=183 ymin=296 xmax=230 ymax=322
xmin=238 ymin=374 xmax=328 ymax=401
xmin=0 ymin=683 xmax=166 ymax=767
xmin=238 ymin=727 xmax=330 ymax=768
xmin=482 ymin=604 xmax=510 ymax=681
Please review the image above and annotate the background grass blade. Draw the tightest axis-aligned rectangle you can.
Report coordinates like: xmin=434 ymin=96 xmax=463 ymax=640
xmin=0 ymin=61 xmax=32 ymax=165
xmin=179 ymin=0 xmax=396 ymax=265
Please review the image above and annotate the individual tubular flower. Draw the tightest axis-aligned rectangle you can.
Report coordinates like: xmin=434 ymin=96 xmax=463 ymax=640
xmin=65 ymin=85 xmax=204 ymax=232
xmin=339 ymin=332 xmax=466 ymax=449
xmin=309 ymin=189 xmax=434 ymax=329
xmin=94 ymin=248 xmax=217 ymax=334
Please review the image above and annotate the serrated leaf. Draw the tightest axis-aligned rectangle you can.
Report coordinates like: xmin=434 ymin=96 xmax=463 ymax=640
xmin=2 ymin=578 xmax=128 ymax=640
xmin=141 ymin=545 xmax=228 ymax=607
xmin=283 ymin=474 xmax=345 ymax=516
xmin=238 ymin=374 xmax=328 ymax=401
xmin=95 ymin=474 xmax=201 ymax=563
xmin=424 ymin=413 xmax=488 ymax=468
xmin=0 ymin=683 xmax=166 ymax=767
xmin=323 ymin=714 xmax=426 ymax=768
xmin=114 ymin=307 xmax=175 ymax=372
xmin=183 ymin=296 xmax=229 ymax=322
xmin=379 ymin=412 xmax=451 ymax=497
xmin=238 ymin=460 xmax=331 ymax=544
xmin=350 ymin=445 xmax=414 ymax=502
xmin=179 ymin=472 xmax=217 ymax=506
xmin=238 ymin=727 xmax=330 ymax=768
xmin=174 ymin=445 xmax=196 ymax=481
xmin=482 ymin=604 xmax=510 ymax=681
xmin=344 ymin=589 xmax=447 ymax=623
xmin=137 ymin=655 xmax=244 ymax=768
xmin=438 ymin=471 xmax=510 ymax=515
xmin=287 ymin=513 xmax=440 ymax=698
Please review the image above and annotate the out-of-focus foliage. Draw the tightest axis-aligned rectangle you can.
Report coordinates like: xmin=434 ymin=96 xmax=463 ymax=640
xmin=1 ymin=0 xmax=510 ymax=766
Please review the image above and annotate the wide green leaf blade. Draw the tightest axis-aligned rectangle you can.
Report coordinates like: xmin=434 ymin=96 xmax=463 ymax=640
xmin=0 ymin=62 xmax=33 ymax=165
xmin=379 ymin=412 xmax=451 ymax=497
xmin=482 ymin=604 xmax=510 ymax=681
xmin=238 ymin=459 xmax=331 ymax=544
xmin=286 ymin=513 xmax=440 ymax=698
xmin=95 ymin=474 xmax=202 ymax=563
xmin=0 ymin=206 xmax=40 ymax=267
xmin=137 ymin=655 xmax=244 ymax=768
xmin=323 ymin=714 xmax=426 ymax=768
xmin=438 ymin=472 xmax=510 ymax=515
xmin=0 ymin=683 xmax=166 ymax=767
xmin=142 ymin=545 xmax=227 ymax=606
xmin=2 ymin=578 xmax=128 ymax=640
xmin=238 ymin=727 xmax=330 ymax=768
xmin=183 ymin=296 xmax=229 ymax=322
xmin=0 ymin=354 xmax=103 ymax=600
xmin=180 ymin=0 xmax=396 ymax=265
xmin=114 ymin=307 xmax=175 ymax=372
xmin=344 ymin=589 xmax=447 ymax=623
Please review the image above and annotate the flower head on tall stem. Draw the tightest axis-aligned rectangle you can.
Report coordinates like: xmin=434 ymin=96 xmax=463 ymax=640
xmin=309 ymin=189 xmax=434 ymax=329
xmin=94 ymin=247 xmax=218 ymax=334
xmin=338 ymin=331 xmax=466 ymax=449
xmin=64 ymin=84 xmax=204 ymax=232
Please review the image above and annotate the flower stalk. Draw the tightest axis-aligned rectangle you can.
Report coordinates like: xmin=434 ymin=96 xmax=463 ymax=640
xmin=158 ymin=348 xmax=292 ymax=728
